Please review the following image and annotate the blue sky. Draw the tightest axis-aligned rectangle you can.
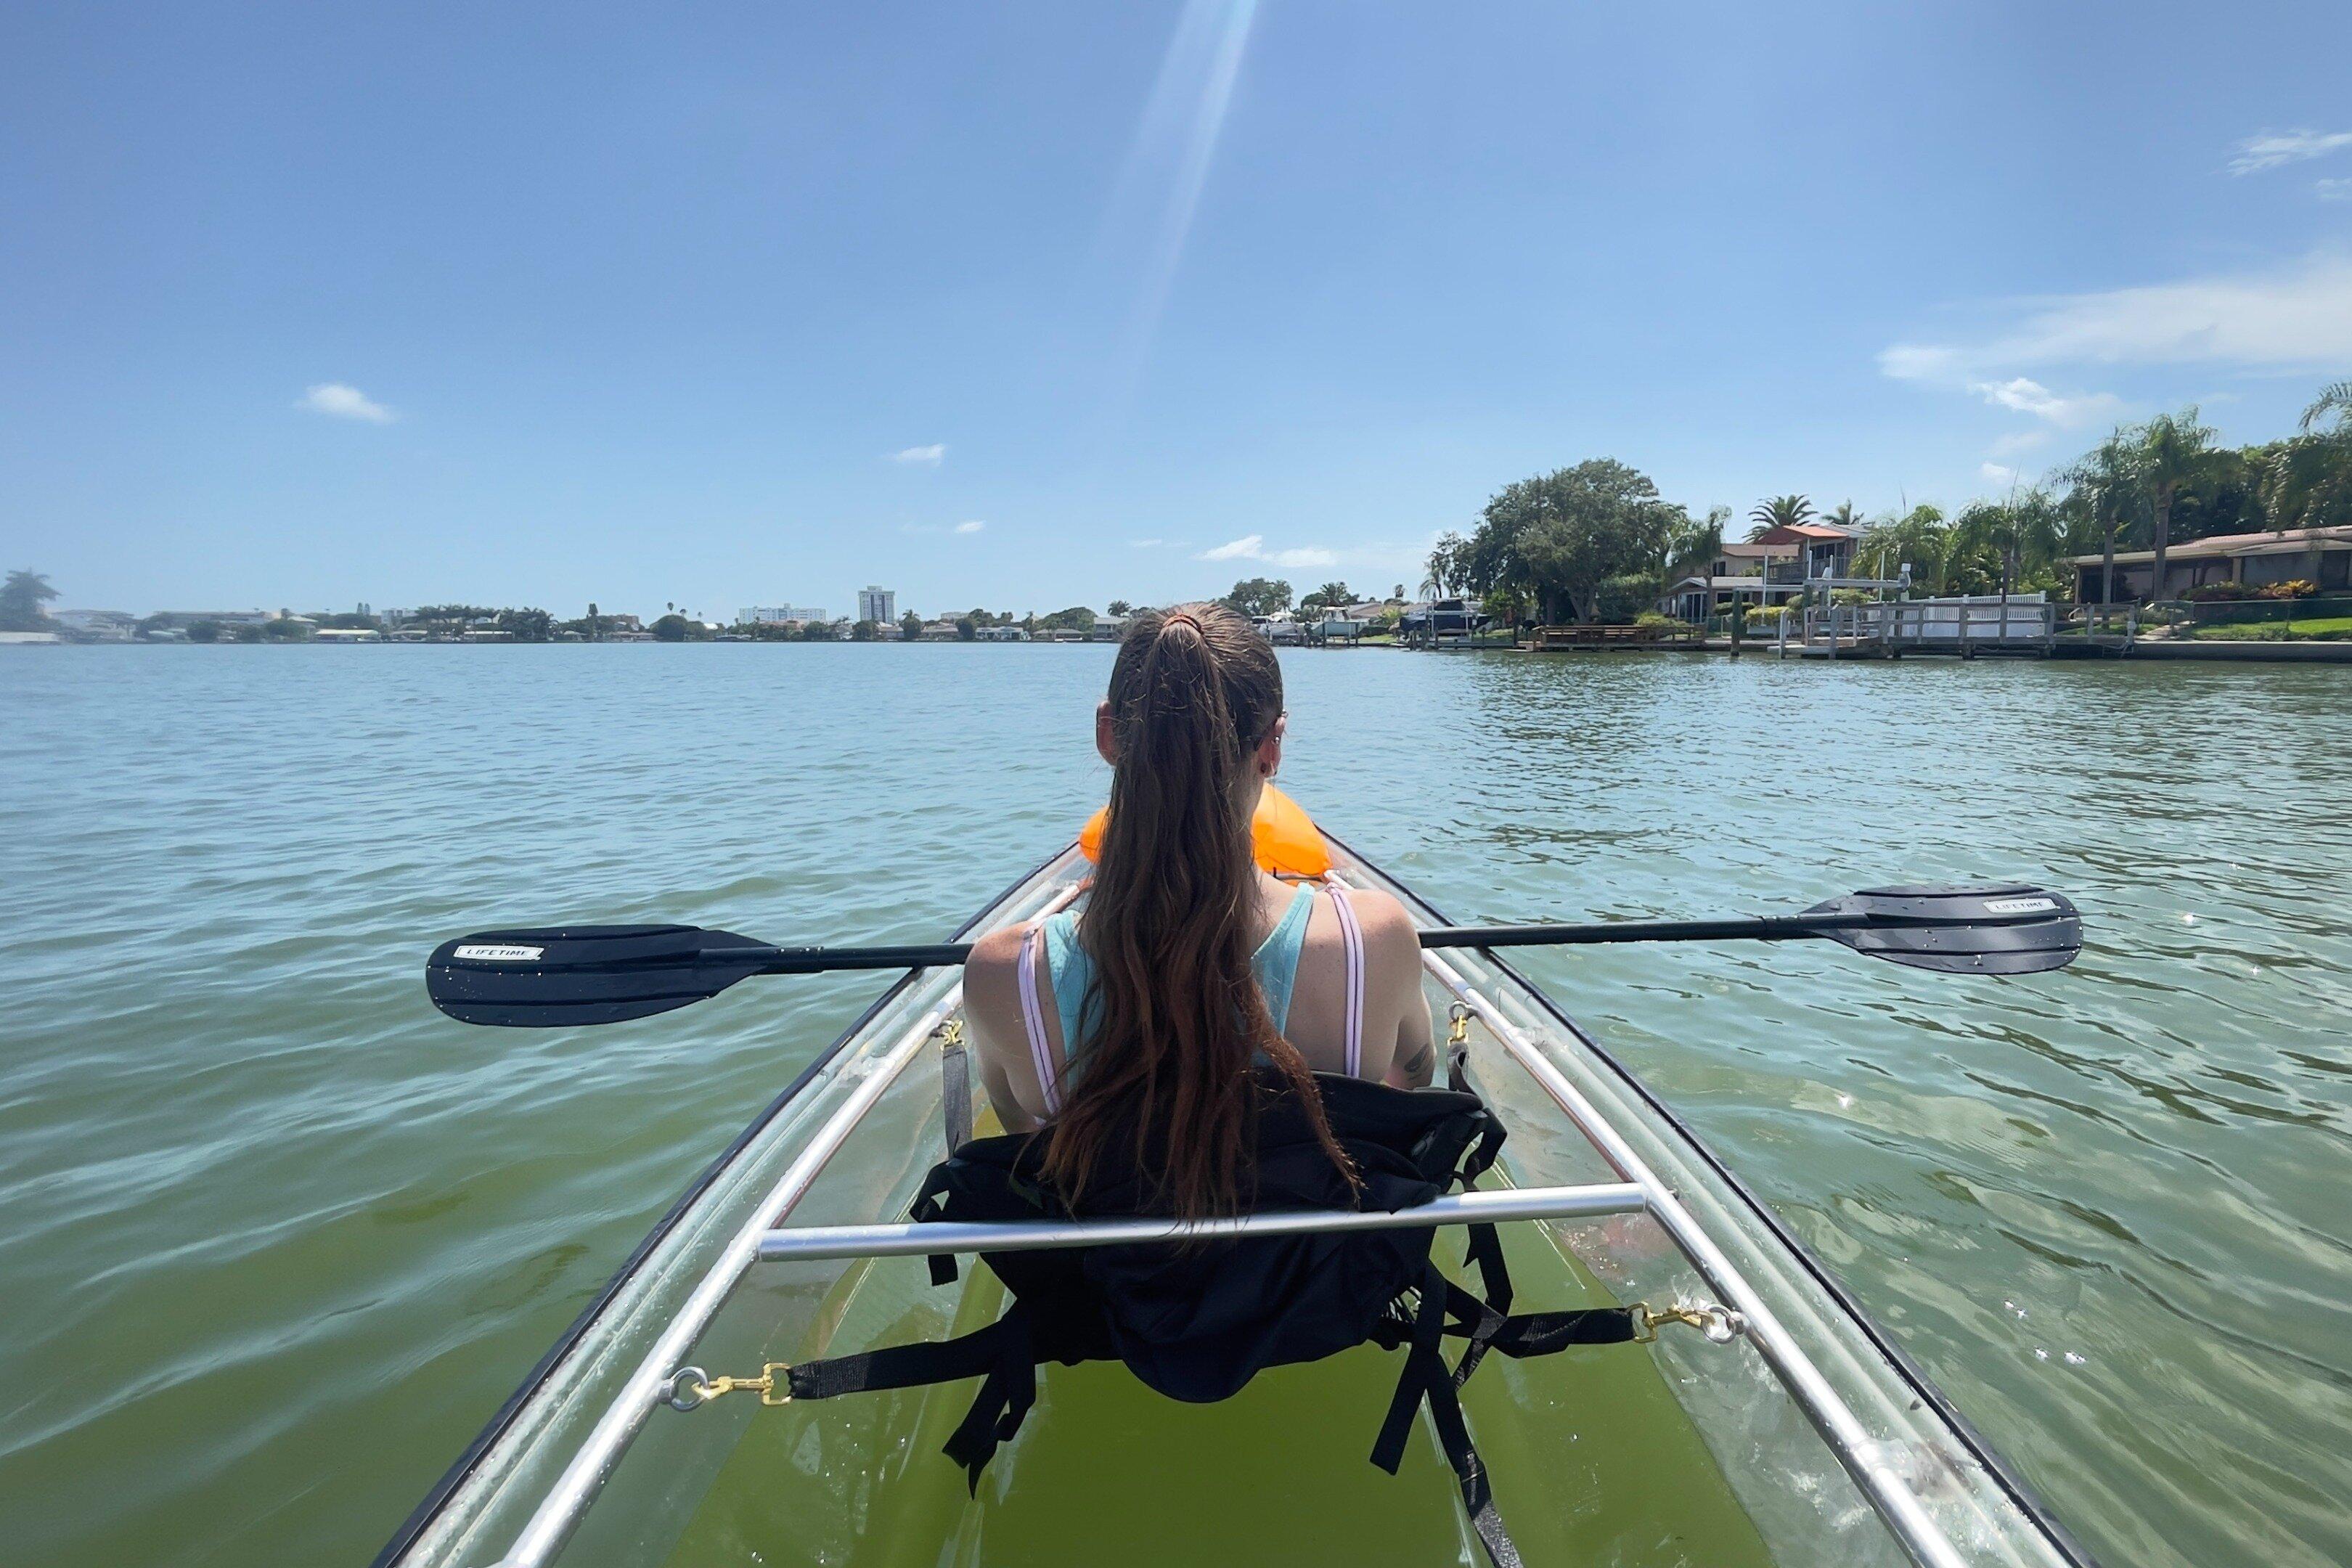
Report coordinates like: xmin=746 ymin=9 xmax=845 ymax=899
xmin=5 ymin=1 xmax=2351 ymax=620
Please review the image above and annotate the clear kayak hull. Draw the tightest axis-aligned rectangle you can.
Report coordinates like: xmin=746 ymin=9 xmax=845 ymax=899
xmin=377 ymin=838 xmax=2093 ymax=1568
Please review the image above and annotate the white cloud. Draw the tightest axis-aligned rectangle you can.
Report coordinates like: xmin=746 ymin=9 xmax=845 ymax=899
xmin=2229 ymin=129 xmax=2352 ymax=175
xmin=299 ymin=383 xmax=394 ymax=422
xmin=2319 ymin=178 xmax=2352 ymax=202
xmin=1980 ymin=462 xmax=2021 ymax=486
xmin=889 ymin=444 xmax=945 ymax=467
xmin=1968 ymin=376 xmax=2122 ymax=427
xmin=952 ymin=520 xmax=986 ymax=534
xmin=1128 ymin=537 xmax=1167 ymax=549
xmin=1881 ymin=255 xmax=2352 ymax=378
xmin=1195 ymin=534 xmax=1339 ymax=569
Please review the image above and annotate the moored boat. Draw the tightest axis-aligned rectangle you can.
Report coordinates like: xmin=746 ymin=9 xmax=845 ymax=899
xmin=380 ymin=830 xmax=2094 ymax=1568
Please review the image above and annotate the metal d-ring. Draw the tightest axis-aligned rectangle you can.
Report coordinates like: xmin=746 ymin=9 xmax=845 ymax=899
xmin=664 ymin=1365 xmax=711 ymax=1411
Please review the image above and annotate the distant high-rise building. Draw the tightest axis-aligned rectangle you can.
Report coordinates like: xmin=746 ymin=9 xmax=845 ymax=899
xmin=857 ymin=586 xmax=896 ymax=624
xmin=738 ymin=605 xmax=828 ymax=625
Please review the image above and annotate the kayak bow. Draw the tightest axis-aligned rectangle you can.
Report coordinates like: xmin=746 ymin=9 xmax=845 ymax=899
xmin=381 ymin=823 xmax=2094 ymax=1568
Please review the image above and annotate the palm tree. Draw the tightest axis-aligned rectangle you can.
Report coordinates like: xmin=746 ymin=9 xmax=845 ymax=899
xmin=2059 ymin=430 xmax=2140 ymax=609
xmin=2258 ymin=384 xmax=2352 ymax=584
xmin=1421 ymin=532 xmax=1466 ymax=600
xmin=1953 ymin=493 xmax=2063 ymax=625
xmin=1821 ymin=499 xmax=1864 ymax=532
xmin=2304 ymin=380 xmax=2352 ymax=434
xmin=0 ymin=568 xmax=58 ymax=631
xmin=1746 ymin=494 xmax=1815 ymax=540
xmin=1853 ymin=505 xmax=1948 ymax=592
xmin=2132 ymin=408 xmax=2218 ymax=603
xmin=1659 ymin=506 xmax=1728 ymax=617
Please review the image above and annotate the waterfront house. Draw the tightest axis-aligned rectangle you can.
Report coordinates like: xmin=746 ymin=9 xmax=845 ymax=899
xmin=52 ymin=609 xmax=138 ymax=642
xmin=2066 ymin=525 xmax=2352 ymax=602
xmin=975 ymin=624 xmax=1027 ymax=642
xmin=1660 ymin=540 xmax=1808 ymax=622
xmin=1749 ymin=521 xmax=1861 ymax=579
xmin=921 ymin=620 xmax=962 ymax=641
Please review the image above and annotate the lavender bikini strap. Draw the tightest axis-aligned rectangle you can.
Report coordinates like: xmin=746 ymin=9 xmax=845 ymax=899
xmin=1331 ymin=887 xmax=1366 ymax=1078
xmin=1016 ymin=923 xmax=1063 ymax=1117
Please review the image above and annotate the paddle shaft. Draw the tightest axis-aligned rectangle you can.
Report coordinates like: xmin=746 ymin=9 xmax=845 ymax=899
xmin=750 ymin=915 xmax=1887 ymax=976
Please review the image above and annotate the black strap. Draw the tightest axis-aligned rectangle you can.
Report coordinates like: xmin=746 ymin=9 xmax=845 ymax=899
xmin=786 ymin=1315 xmax=1018 ymax=1401
xmin=941 ymin=1034 xmax=973 ymax=1156
xmin=1450 ymin=1104 xmax=1514 ymax=1376
xmin=939 ymin=1306 xmax=1037 ymax=1493
xmin=910 ymin=1170 xmax=959 ymax=1287
xmin=1370 ymin=1259 xmax=1524 ymax=1568
xmin=1447 ymin=1280 xmax=1510 ymax=1387
xmin=1481 ymin=1304 xmax=1638 ymax=1357
xmin=1369 ymin=1261 xmax=1449 ymax=1474
xmin=787 ymin=1306 xmax=1042 ymax=1494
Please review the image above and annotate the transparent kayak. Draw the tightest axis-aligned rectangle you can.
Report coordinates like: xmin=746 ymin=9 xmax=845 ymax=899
xmin=375 ymin=836 xmax=2094 ymax=1568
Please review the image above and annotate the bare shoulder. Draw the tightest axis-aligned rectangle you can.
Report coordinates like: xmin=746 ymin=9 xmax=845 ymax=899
xmin=964 ymin=923 xmax=1027 ymax=993
xmin=1342 ymin=887 xmax=1421 ymax=960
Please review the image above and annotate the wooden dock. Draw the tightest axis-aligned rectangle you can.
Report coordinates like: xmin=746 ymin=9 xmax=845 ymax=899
xmin=1528 ymin=624 xmax=1707 ymax=652
xmin=1776 ymin=600 xmax=2057 ymax=659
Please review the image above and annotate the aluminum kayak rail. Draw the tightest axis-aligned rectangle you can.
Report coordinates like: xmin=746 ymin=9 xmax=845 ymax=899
xmin=755 ymin=1182 xmax=1647 ymax=1262
xmin=480 ymin=878 xmax=1088 ymax=1568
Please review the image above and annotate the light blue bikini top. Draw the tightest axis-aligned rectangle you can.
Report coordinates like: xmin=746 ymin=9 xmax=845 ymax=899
xmin=1013 ymin=882 xmax=1368 ymax=1116
xmin=1044 ymin=882 xmax=1316 ymax=1058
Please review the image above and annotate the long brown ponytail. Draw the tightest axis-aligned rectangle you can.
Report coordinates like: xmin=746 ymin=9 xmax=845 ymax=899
xmin=1040 ymin=602 xmax=1357 ymax=1218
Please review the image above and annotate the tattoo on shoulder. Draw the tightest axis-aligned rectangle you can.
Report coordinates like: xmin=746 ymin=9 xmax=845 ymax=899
xmin=1402 ymin=1043 xmax=1435 ymax=1074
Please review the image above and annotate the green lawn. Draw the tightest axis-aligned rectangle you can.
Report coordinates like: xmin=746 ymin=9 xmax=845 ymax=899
xmin=2189 ymin=616 xmax=2352 ymax=642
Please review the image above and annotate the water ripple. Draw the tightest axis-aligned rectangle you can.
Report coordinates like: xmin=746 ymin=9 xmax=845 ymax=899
xmin=1 ymin=645 xmax=2348 ymax=1567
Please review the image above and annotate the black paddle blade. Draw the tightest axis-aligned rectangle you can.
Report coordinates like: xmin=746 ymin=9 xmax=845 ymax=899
xmin=425 ymin=924 xmax=777 ymax=1027
xmin=1802 ymin=886 xmax=2082 ymax=975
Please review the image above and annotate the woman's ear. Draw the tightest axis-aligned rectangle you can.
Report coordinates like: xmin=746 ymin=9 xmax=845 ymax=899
xmin=1255 ymin=714 xmax=1286 ymax=778
xmin=1095 ymin=700 xmax=1117 ymax=765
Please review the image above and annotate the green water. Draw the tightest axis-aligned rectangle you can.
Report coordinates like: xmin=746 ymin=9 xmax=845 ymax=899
xmin=2 ymin=645 xmax=2347 ymax=1567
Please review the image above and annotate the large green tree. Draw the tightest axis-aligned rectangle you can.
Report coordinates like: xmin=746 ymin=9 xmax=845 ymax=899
xmin=1462 ymin=460 xmax=1678 ymax=624
xmin=1222 ymin=578 xmax=1292 ymax=617
xmin=1 ymin=570 xmax=60 ymax=631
